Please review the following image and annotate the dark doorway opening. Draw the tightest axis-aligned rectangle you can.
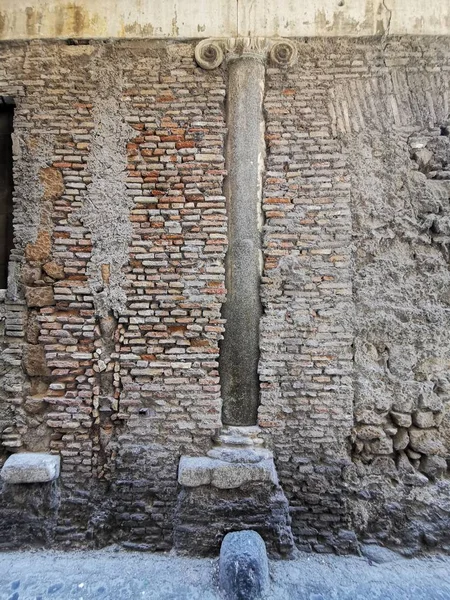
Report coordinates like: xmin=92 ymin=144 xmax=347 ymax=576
xmin=0 ymin=97 xmax=14 ymax=289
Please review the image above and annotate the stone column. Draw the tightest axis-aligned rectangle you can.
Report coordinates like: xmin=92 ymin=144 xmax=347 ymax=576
xmin=195 ymin=38 xmax=297 ymax=427
xmin=174 ymin=40 xmax=298 ymax=558
xmin=221 ymin=53 xmax=265 ymax=426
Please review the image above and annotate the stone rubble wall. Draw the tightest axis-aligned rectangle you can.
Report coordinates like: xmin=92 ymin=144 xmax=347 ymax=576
xmin=0 ymin=36 xmax=449 ymax=554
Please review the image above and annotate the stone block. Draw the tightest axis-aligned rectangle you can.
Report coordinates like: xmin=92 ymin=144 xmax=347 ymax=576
xmin=219 ymin=531 xmax=269 ymax=600
xmin=390 ymin=412 xmax=412 ymax=428
xmin=409 ymin=428 xmax=446 ymax=456
xmin=420 ymin=455 xmax=447 ymax=480
xmin=25 ymin=286 xmax=55 ymax=308
xmin=419 ymin=392 xmax=443 ymax=413
xmin=1 ymin=453 xmax=60 ymax=484
xmin=393 ymin=428 xmax=409 ymax=451
xmin=413 ymin=410 xmax=436 ymax=428
xmin=178 ymin=456 xmax=215 ymax=487
xmin=178 ymin=455 xmax=278 ymax=489
xmin=24 ymin=231 xmax=51 ymax=262
xmin=22 ymin=343 xmax=50 ymax=377
xmin=211 ymin=460 xmax=278 ymax=489
xmin=207 ymin=447 xmax=272 ymax=463
xmin=42 ymin=261 xmax=64 ymax=280
xmin=26 ymin=313 xmax=40 ymax=344
xmin=40 ymin=167 xmax=64 ymax=201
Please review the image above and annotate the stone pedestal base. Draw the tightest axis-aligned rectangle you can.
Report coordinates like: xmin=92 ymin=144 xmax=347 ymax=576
xmin=174 ymin=427 xmax=295 ymax=557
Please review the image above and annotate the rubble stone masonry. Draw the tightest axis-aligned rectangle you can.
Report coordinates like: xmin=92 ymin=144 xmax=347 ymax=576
xmin=0 ymin=36 xmax=450 ymax=554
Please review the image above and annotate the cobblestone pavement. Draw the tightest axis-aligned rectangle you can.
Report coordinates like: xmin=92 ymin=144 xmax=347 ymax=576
xmin=0 ymin=548 xmax=450 ymax=599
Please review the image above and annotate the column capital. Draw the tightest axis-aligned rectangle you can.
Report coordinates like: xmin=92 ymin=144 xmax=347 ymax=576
xmin=194 ymin=37 xmax=298 ymax=70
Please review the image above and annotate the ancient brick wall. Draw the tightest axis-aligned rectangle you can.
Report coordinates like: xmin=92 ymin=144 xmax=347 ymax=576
xmin=0 ymin=37 xmax=449 ymax=554
xmin=260 ymin=37 xmax=450 ymax=554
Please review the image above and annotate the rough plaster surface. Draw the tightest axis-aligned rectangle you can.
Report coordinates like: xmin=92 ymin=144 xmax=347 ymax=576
xmin=0 ymin=36 xmax=449 ymax=556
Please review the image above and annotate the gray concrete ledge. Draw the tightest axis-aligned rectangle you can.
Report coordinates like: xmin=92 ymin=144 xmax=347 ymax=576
xmin=1 ymin=453 xmax=61 ymax=484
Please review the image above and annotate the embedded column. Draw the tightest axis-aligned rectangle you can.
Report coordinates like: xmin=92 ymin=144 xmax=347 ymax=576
xmin=195 ymin=37 xmax=297 ymax=427
xmin=220 ymin=53 xmax=265 ymax=427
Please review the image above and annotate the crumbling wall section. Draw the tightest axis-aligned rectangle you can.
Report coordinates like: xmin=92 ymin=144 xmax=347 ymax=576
xmin=260 ymin=39 xmax=355 ymax=554
xmin=330 ymin=38 xmax=450 ymax=552
xmin=259 ymin=37 xmax=450 ymax=554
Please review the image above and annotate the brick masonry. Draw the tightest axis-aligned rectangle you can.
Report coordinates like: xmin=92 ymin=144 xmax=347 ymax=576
xmin=0 ymin=36 xmax=449 ymax=554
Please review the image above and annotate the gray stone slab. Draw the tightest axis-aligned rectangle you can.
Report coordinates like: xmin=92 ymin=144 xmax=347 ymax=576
xmin=219 ymin=531 xmax=269 ymax=600
xmin=211 ymin=459 xmax=278 ymax=489
xmin=178 ymin=456 xmax=214 ymax=487
xmin=178 ymin=455 xmax=278 ymax=489
xmin=1 ymin=453 xmax=60 ymax=483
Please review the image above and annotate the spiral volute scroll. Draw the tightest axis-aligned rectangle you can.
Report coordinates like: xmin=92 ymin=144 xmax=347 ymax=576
xmin=194 ymin=39 xmax=224 ymax=70
xmin=270 ymin=40 xmax=298 ymax=67
xmin=194 ymin=38 xmax=298 ymax=70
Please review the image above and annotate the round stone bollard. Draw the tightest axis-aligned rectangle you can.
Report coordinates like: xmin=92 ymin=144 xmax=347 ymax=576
xmin=219 ymin=531 xmax=269 ymax=600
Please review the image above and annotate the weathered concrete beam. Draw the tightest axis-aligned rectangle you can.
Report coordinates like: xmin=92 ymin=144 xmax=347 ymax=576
xmin=1 ymin=0 xmax=449 ymax=40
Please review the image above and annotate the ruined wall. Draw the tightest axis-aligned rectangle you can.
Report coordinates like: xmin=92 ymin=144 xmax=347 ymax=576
xmin=0 ymin=36 xmax=450 ymax=554
xmin=0 ymin=39 xmax=226 ymax=548
xmin=260 ymin=37 xmax=450 ymax=554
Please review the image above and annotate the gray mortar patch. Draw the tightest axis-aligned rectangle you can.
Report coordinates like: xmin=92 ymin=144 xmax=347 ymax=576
xmin=75 ymin=46 xmax=134 ymax=317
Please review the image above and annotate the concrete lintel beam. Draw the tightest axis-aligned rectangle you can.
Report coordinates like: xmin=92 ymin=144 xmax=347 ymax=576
xmin=1 ymin=0 xmax=449 ymax=41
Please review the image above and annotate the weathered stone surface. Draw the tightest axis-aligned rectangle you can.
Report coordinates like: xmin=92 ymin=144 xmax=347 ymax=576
xmin=219 ymin=531 xmax=269 ymax=600
xmin=393 ymin=428 xmax=409 ymax=451
xmin=24 ymin=397 xmax=46 ymax=415
xmin=39 ymin=167 xmax=64 ymax=201
xmin=211 ymin=460 xmax=278 ymax=489
xmin=370 ymin=436 xmax=393 ymax=455
xmin=174 ymin=483 xmax=295 ymax=558
xmin=24 ymin=231 xmax=51 ymax=262
xmin=42 ymin=261 xmax=64 ymax=280
xmin=207 ymin=447 xmax=272 ymax=463
xmin=26 ymin=313 xmax=40 ymax=344
xmin=178 ymin=455 xmax=278 ymax=489
xmin=1 ymin=453 xmax=60 ymax=484
xmin=178 ymin=457 xmax=214 ymax=487
xmin=24 ymin=286 xmax=54 ymax=308
xmin=420 ymin=456 xmax=447 ymax=480
xmin=391 ymin=412 xmax=412 ymax=428
xmin=409 ymin=428 xmax=446 ymax=456
xmin=413 ymin=411 xmax=436 ymax=429
xmin=22 ymin=343 xmax=50 ymax=377
xmin=419 ymin=393 xmax=444 ymax=413
xmin=21 ymin=264 xmax=42 ymax=285
xmin=355 ymin=426 xmax=384 ymax=441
